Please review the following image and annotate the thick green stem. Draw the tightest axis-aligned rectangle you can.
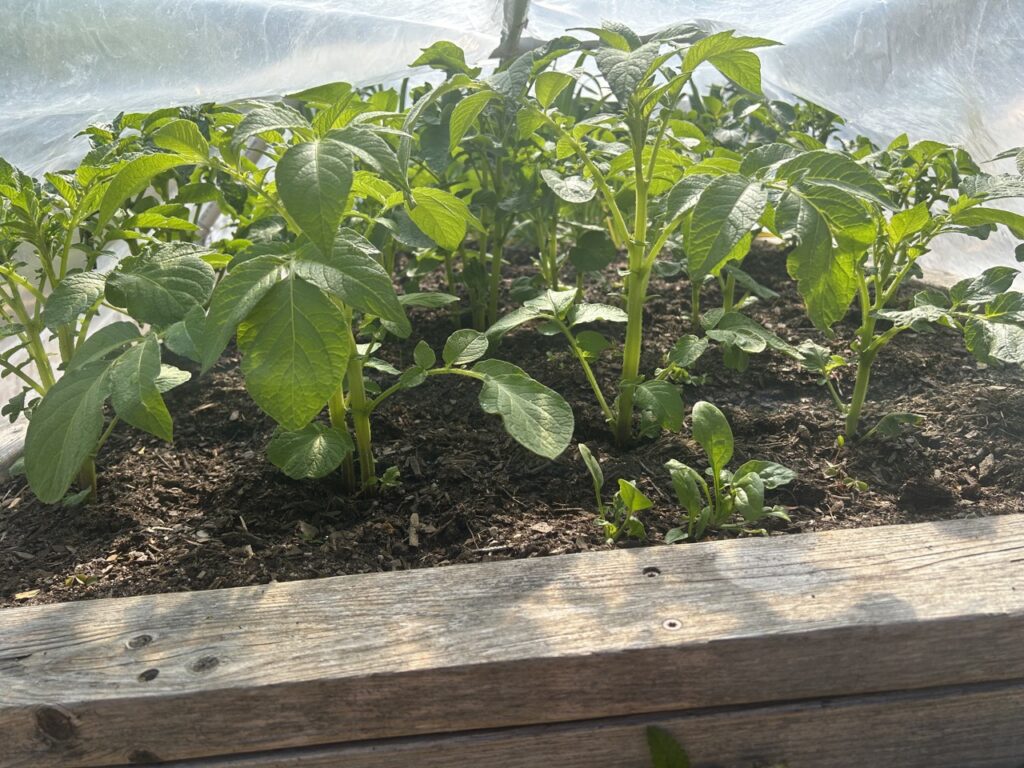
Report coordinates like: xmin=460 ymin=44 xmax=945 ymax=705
xmin=77 ymin=459 xmax=97 ymax=503
xmin=614 ymin=261 xmax=650 ymax=446
xmin=722 ymin=272 xmax=736 ymax=313
xmin=845 ymin=347 xmax=876 ymax=439
xmin=346 ymin=355 xmax=376 ymax=491
xmin=328 ymin=389 xmax=357 ymax=491
xmin=690 ymin=280 xmax=702 ymax=331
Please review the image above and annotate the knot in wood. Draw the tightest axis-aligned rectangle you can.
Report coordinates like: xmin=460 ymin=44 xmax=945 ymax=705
xmin=35 ymin=705 xmax=78 ymax=743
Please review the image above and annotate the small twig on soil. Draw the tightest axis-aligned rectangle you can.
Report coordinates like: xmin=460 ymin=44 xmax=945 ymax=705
xmin=472 ymin=545 xmax=510 ymax=554
xmin=408 ymin=512 xmax=420 ymax=548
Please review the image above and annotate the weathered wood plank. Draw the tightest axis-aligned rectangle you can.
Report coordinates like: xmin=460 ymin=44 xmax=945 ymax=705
xmin=170 ymin=680 xmax=1024 ymax=768
xmin=1 ymin=515 xmax=1022 ymax=767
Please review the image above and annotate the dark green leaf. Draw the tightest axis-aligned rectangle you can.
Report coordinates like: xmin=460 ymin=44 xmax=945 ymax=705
xmin=109 ymin=334 xmax=172 ymax=441
xmin=443 ymin=329 xmax=489 ymax=366
xmin=478 ymin=373 xmax=574 ymax=458
xmin=42 ymin=272 xmax=106 ymax=330
xmin=691 ymin=400 xmax=733 ymax=474
xmin=106 ymin=242 xmax=216 ymax=327
xmin=276 ymin=137 xmax=354 ymax=255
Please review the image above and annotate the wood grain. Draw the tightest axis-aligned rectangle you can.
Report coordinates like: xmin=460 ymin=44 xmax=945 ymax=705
xmin=1 ymin=515 xmax=1022 ymax=767
xmin=169 ymin=680 xmax=1024 ymax=768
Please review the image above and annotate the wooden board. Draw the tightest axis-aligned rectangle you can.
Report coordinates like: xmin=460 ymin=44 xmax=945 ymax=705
xmin=169 ymin=680 xmax=1024 ymax=768
xmin=2 ymin=515 xmax=1023 ymax=767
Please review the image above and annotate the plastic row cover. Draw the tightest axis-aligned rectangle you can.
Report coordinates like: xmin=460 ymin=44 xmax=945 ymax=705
xmin=2 ymin=0 xmax=1023 ymax=276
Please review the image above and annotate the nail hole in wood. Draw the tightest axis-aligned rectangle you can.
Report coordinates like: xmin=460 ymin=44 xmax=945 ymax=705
xmin=137 ymin=668 xmax=159 ymax=683
xmin=126 ymin=634 xmax=153 ymax=649
xmin=662 ymin=619 xmax=682 ymax=631
xmin=643 ymin=566 xmax=661 ymax=578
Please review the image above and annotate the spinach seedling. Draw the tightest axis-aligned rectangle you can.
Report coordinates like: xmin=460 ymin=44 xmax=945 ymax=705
xmin=665 ymin=401 xmax=793 ymax=541
xmin=578 ymin=443 xmax=651 ymax=542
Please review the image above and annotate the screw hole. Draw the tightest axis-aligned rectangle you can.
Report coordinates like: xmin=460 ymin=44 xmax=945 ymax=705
xmin=137 ymin=668 xmax=159 ymax=683
xmin=662 ymin=619 xmax=682 ymax=631
xmin=642 ymin=566 xmax=661 ymax=578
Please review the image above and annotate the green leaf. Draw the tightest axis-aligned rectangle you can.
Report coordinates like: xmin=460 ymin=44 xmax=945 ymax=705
xmin=876 ymin=304 xmax=953 ymax=330
xmin=593 ymin=41 xmax=663 ymax=106
xmin=687 ymin=174 xmax=765 ymax=279
xmin=449 ymin=90 xmax=499 ymax=153
xmin=578 ymin=443 xmax=605 ymax=503
xmin=67 ymin=322 xmax=141 ymax=371
xmin=200 ymin=254 xmax=287 ymax=372
xmin=569 ymin=303 xmax=628 ymax=326
xmin=267 ymin=423 xmax=354 ymax=479
xmin=664 ymin=175 xmax=714 ymax=219
xmin=683 ymin=31 xmax=779 ymax=93
xmin=635 ymin=380 xmax=684 ymax=432
xmin=277 ymin=138 xmax=355 ymax=255
xmin=96 ymin=153 xmax=192 ymax=229
xmin=478 ymin=373 xmax=574 ymax=459
xmin=399 ymin=292 xmax=460 ymax=308
xmin=486 ymin=306 xmax=543 ymax=339
xmin=950 ymin=266 xmax=1020 ymax=306
xmin=776 ymin=150 xmax=892 ymax=208
xmin=237 ymin=277 xmax=351 ymax=430
xmin=864 ymin=412 xmax=924 ymax=439
xmin=25 ymin=361 xmax=110 ymax=504
xmin=164 ymin=305 xmax=206 ymax=363
xmin=576 ymin=330 xmax=610 ymax=359
xmin=485 ymin=50 xmax=535 ymax=98
xmin=232 ymin=103 xmax=310 ymax=148
xmin=667 ymin=335 xmax=709 ymax=368
xmin=733 ymin=460 xmax=795 ymax=489
xmin=777 ymin=190 xmax=858 ymax=332
xmin=739 ymin=143 xmax=801 ymax=176
xmin=109 ymin=334 xmax=172 ymax=441
xmin=887 ymin=203 xmax=930 ymax=243
xmin=106 ymin=242 xmax=216 ymax=327
xmin=733 ymin=471 xmax=766 ymax=521
xmin=535 ymin=71 xmax=575 ymax=108
xmin=42 ymin=272 xmax=106 ymax=330
xmin=293 ymin=229 xmax=410 ymax=336
xmin=691 ymin=400 xmax=733 ymax=474
xmin=568 ymin=230 xmax=617 ymax=272
xmin=409 ymin=187 xmax=480 ymax=250
xmin=617 ymin=479 xmax=653 ymax=514
xmin=326 ymin=126 xmax=404 ymax=188
xmin=154 ymin=364 xmax=191 ymax=393
xmin=443 ymin=329 xmax=489 ymax=366
xmin=963 ymin=317 xmax=1024 ymax=364
xmin=413 ymin=340 xmax=436 ymax=369
xmin=540 ymin=170 xmax=596 ymax=203
xmin=411 ymin=41 xmax=480 ymax=76
xmin=666 ymin=460 xmax=705 ymax=521
xmin=152 ymin=119 xmax=209 ymax=163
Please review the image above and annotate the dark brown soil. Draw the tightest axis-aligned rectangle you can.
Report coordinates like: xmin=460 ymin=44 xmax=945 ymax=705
xmin=3 ymin=242 xmax=1022 ymax=607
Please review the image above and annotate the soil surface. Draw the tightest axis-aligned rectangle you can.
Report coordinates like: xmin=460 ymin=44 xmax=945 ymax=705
xmin=3 ymin=242 xmax=1022 ymax=607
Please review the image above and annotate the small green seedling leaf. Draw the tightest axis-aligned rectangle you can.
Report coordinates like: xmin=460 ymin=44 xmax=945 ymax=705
xmin=413 ymin=340 xmax=436 ymax=369
xmin=443 ymin=329 xmax=489 ymax=366
xmin=691 ymin=401 xmax=734 ymax=477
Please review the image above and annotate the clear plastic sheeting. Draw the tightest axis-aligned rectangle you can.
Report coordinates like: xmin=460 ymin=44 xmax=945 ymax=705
xmin=527 ymin=0 xmax=1024 ymax=278
xmin=0 ymin=0 xmax=503 ymax=174
xmin=2 ymin=0 xmax=1024 ymax=277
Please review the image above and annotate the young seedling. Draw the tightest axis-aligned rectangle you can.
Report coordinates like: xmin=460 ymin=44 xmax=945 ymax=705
xmin=665 ymin=401 xmax=793 ymax=541
xmin=578 ymin=442 xmax=651 ymax=542
xmin=0 ymin=159 xmax=203 ymax=504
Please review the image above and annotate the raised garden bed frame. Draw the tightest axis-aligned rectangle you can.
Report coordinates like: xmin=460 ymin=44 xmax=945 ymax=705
xmin=2 ymin=514 xmax=1023 ymax=767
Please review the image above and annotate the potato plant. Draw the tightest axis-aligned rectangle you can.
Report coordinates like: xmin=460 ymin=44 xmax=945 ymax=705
xmin=93 ymin=94 xmax=574 ymax=492
xmin=771 ymin=138 xmax=1024 ymax=437
xmin=0 ymin=158 xmax=207 ymax=503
